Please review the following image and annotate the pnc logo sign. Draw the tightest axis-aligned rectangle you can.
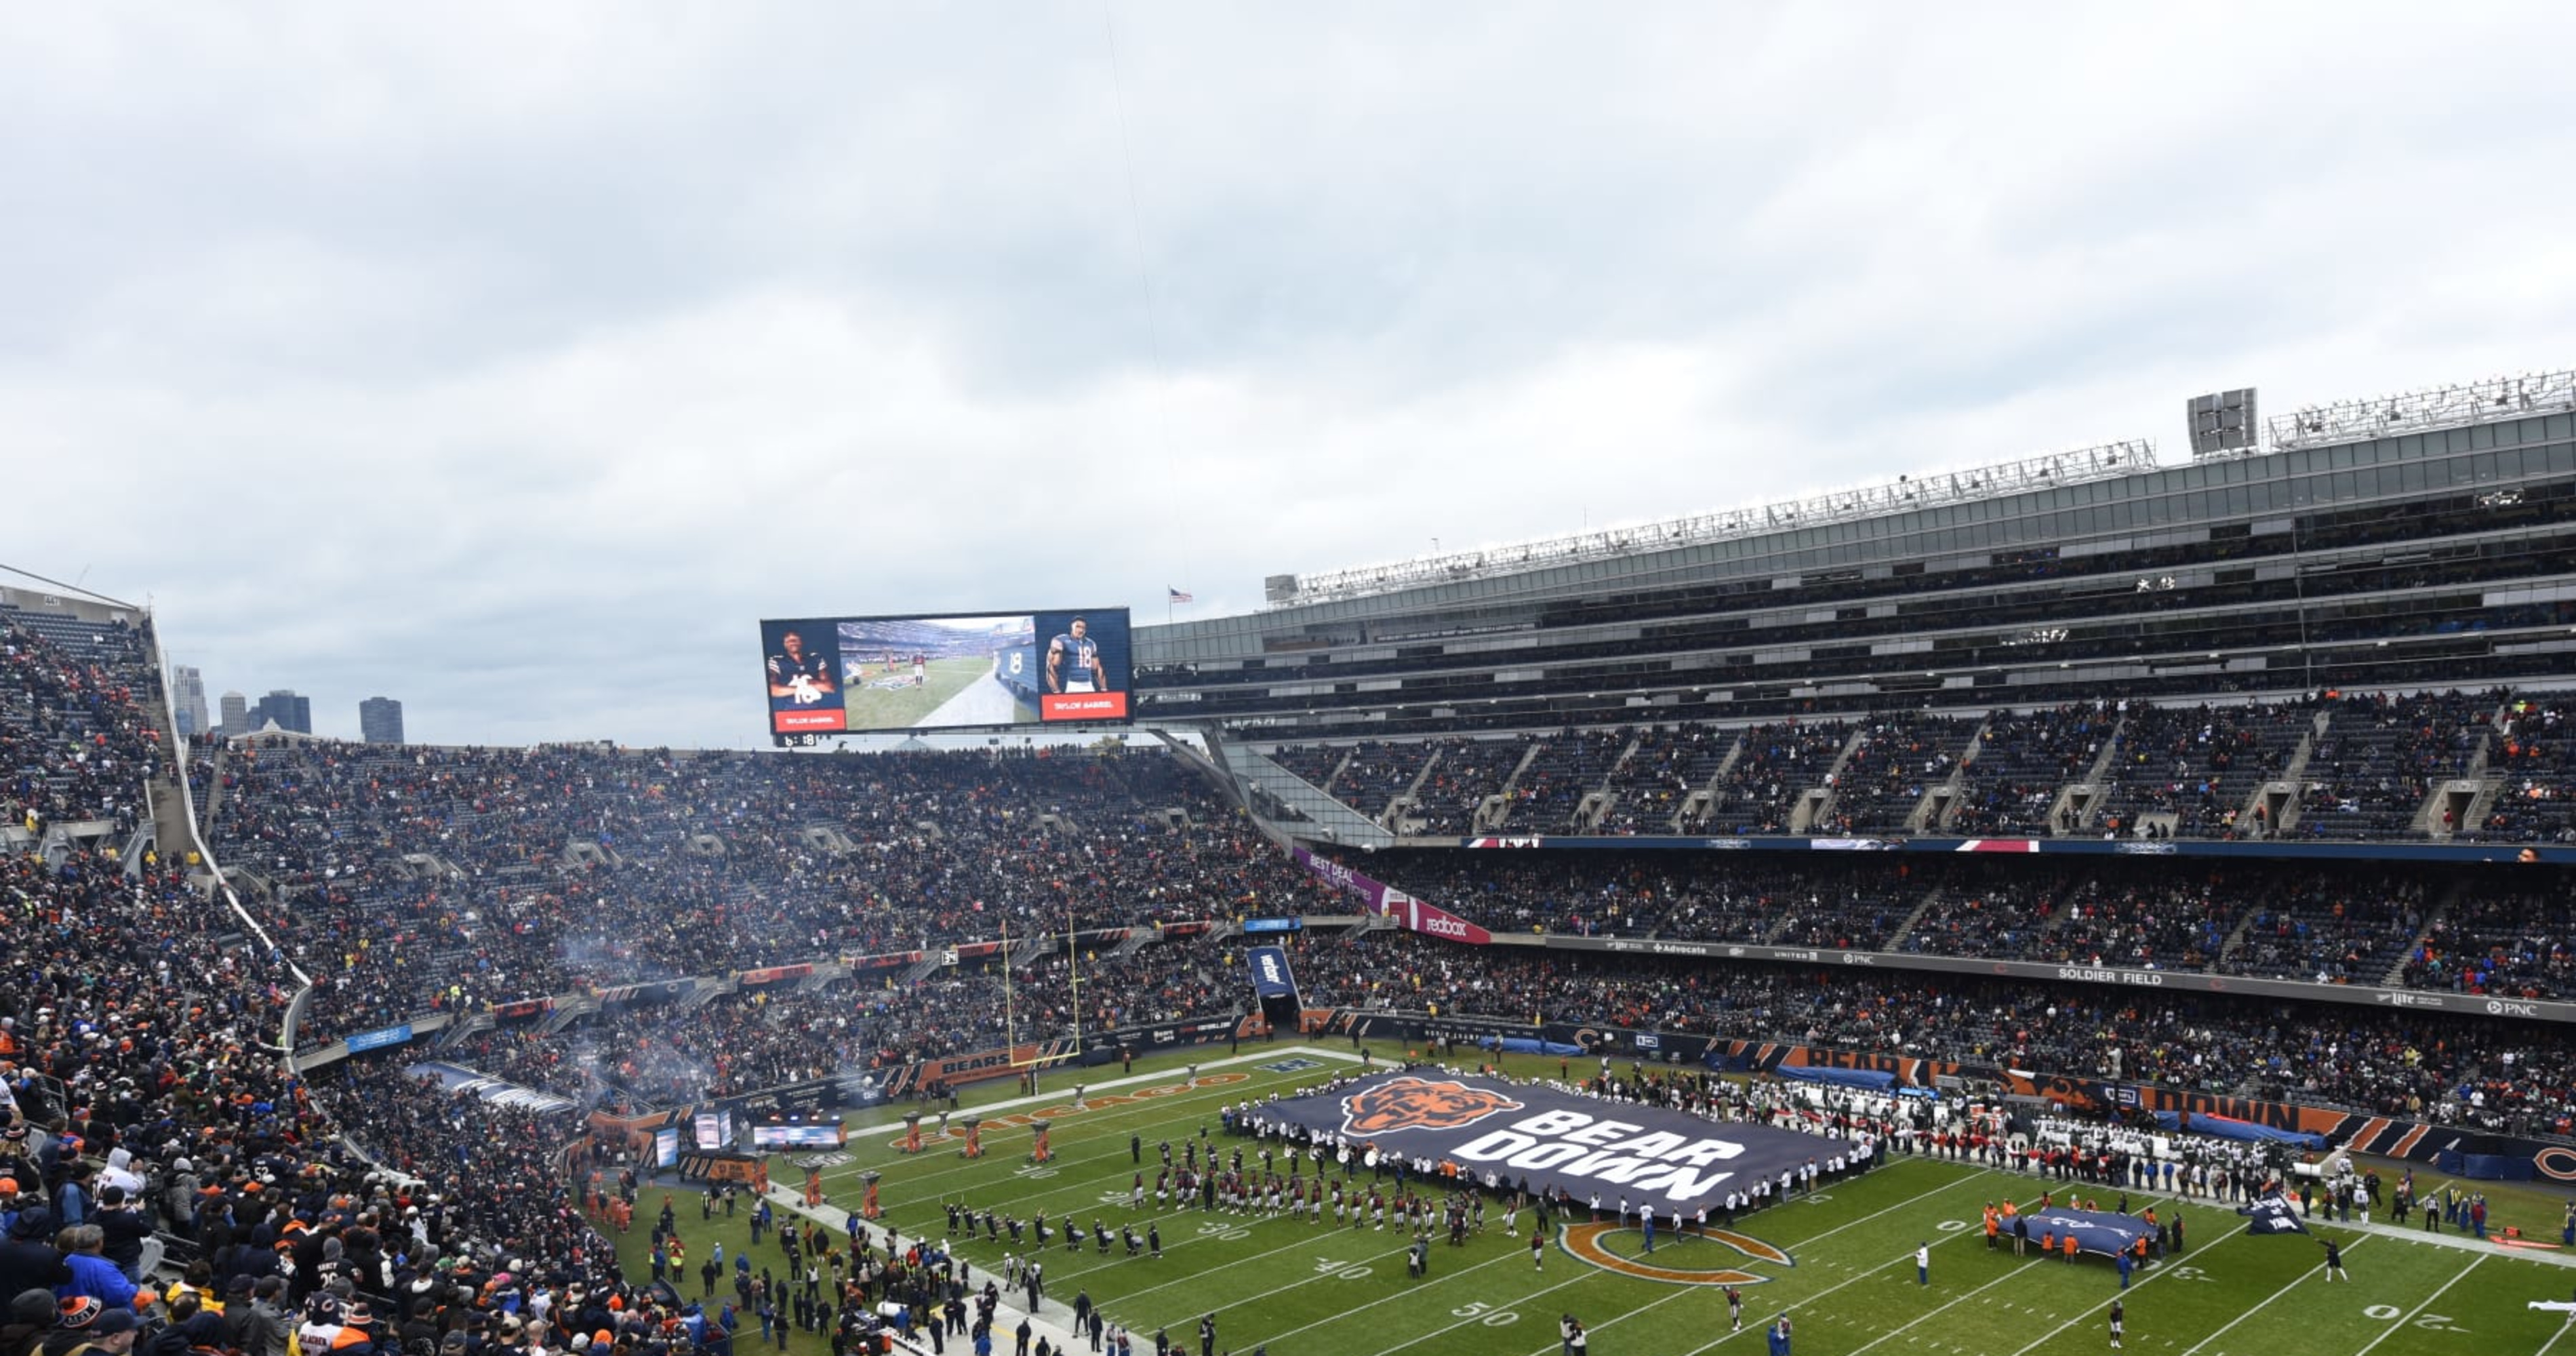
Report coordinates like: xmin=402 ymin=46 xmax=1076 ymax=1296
xmin=1558 ymin=1222 xmax=1793 ymax=1286
xmin=1337 ymin=1077 xmax=1525 ymax=1136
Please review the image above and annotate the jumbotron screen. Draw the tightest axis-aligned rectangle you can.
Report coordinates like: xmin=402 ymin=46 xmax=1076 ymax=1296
xmin=761 ymin=607 xmax=1131 ymax=742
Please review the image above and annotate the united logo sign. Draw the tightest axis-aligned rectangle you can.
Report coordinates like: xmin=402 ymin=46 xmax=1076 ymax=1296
xmin=1275 ymin=1071 xmax=1856 ymax=1221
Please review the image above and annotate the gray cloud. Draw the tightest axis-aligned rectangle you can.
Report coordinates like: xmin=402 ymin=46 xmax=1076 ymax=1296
xmin=6 ymin=3 xmax=2574 ymax=746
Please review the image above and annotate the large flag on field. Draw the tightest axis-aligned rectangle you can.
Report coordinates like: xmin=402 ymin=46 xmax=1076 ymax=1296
xmin=2015 ymin=1208 xmax=2160 ymax=1260
xmin=2239 ymin=1194 xmax=2309 ymax=1236
xmin=1263 ymin=1069 xmax=1854 ymax=1218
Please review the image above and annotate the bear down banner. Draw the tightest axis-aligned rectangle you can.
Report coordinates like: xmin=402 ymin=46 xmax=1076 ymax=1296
xmin=1264 ymin=1071 xmax=1854 ymax=1217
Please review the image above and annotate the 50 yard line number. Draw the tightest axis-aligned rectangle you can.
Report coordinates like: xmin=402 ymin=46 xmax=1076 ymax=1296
xmin=1449 ymin=1302 xmax=1519 ymax=1328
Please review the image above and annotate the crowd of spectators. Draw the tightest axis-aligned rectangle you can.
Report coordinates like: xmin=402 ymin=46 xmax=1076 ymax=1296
xmin=1500 ymin=727 xmax=1630 ymax=831
xmin=1813 ymin=714 xmax=1977 ymax=835
xmin=1329 ymin=740 xmax=1432 ymax=822
xmin=2400 ymin=883 xmax=2576 ymax=999
xmin=1594 ymin=725 xmax=1736 ymax=835
xmin=1407 ymin=736 xmax=1535 ymax=835
xmin=1945 ymin=704 xmax=2113 ymax=836
xmin=0 ymin=610 xmax=162 ymax=839
xmin=25 ymin=596 xmax=2576 ymax=1356
xmin=2478 ymin=696 xmax=2576 ymax=842
xmin=1703 ymin=719 xmax=1851 ymax=834
xmin=2217 ymin=875 xmax=2428 ymax=986
xmin=1 ymin=618 xmax=642 ymax=1356
xmin=200 ymin=740 xmax=1339 ymax=1042
xmin=2093 ymin=700 xmax=2312 ymax=838
xmin=447 ymin=942 xmax=1234 ymax=1111
xmin=2293 ymin=690 xmax=2497 ymax=839
xmin=1270 ymin=929 xmax=2576 ymax=1138
xmin=1251 ymin=690 xmax=2576 ymax=844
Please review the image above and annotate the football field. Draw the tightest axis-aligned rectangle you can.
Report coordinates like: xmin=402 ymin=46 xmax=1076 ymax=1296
xmin=624 ymin=1048 xmax=2576 ymax=1355
xmin=837 ymin=656 xmax=1029 ymax=730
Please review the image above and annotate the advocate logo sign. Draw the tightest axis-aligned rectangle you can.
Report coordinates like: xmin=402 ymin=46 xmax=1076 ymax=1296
xmin=1276 ymin=1072 xmax=1853 ymax=1217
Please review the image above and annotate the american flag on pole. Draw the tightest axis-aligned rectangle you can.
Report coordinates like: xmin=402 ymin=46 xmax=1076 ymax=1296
xmin=1168 ymin=588 xmax=1194 ymax=603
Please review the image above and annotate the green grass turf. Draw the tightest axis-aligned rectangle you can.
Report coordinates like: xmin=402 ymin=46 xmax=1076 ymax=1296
xmin=837 ymin=657 xmax=1018 ymax=731
xmin=610 ymin=1045 xmax=2576 ymax=1355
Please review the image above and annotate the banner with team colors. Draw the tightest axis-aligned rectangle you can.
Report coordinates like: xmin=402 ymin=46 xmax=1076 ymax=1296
xmin=1289 ymin=847 xmax=1493 ymax=945
xmin=1247 ymin=945 xmax=1300 ymax=999
xmin=1263 ymin=1070 xmax=1853 ymax=1218
xmin=2012 ymin=1207 xmax=2160 ymax=1258
xmin=2239 ymin=1195 xmax=2309 ymax=1235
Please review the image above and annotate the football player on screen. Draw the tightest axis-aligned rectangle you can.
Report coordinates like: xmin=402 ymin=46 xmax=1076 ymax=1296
xmin=1046 ymin=616 xmax=1110 ymax=695
xmin=767 ymin=630 xmax=836 ymax=706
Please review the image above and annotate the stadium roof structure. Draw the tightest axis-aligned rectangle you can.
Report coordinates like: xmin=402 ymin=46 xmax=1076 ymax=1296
xmin=2270 ymin=367 xmax=2576 ymax=451
xmin=1267 ymin=439 xmax=2158 ymax=609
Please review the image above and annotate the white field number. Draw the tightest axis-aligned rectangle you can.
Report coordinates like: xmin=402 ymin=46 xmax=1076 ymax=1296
xmin=1312 ymin=1257 xmax=1372 ymax=1279
xmin=2362 ymin=1305 xmax=2465 ymax=1332
xmin=1197 ymin=1222 xmax=1249 ymax=1241
xmin=1449 ymin=1303 xmax=1520 ymax=1327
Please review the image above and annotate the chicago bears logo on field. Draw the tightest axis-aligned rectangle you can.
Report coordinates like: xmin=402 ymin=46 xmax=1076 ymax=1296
xmin=1559 ymin=1222 xmax=1792 ymax=1286
xmin=1337 ymin=1077 xmax=1524 ymax=1136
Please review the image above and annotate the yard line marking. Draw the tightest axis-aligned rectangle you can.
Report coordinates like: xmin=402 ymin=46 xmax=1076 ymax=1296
xmin=2174 ymin=1238 xmax=2364 ymax=1356
xmin=1102 ymin=1227 xmax=1413 ymax=1308
xmin=1351 ymin=1270 xmax=1610 ymax=1356
xmin=1664 ymin=1185 xmax=2186 ymax=1356
xmin=2351 ymin=1253 xmax=2484 ymax=1356
xmin=1283 ymin=1161 xmax=1973 ymax=1356
xmin=1545 ymin=1168 xmax=2022 ymax=1356
xmin=845 ymin=1066 xmax=1326 ymax=1196
xmin=1847 ymin=1258 xmax=2048 ymax=1355
xmin=1993 ymin=1194 xmax=2245 ymax=1356
xmin=2536 ymin=1303 xmax=2576 ymax=1356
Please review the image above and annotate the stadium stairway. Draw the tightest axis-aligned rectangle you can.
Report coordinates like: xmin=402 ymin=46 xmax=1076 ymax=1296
xmin=1916 ymin=718 xmax=1991 ymax=833
xmin=2214 ymin=904 xmax=2266 ymax=970
xmin=2028 ymin=868 xmax=2098 ymax=946
xmin=2383 ymin=876 xmax=2470 ymax=988
xmin=2434 ymin=704 xmax=2510 ymax=837
xmin=2248 ymin=711 xmax=2327 ymax=838
xmin=1674 ymin=733 xmax=1748 ymax=831
xmin=538 ymin=993 xmax=599 ymax=1035
xmin=1213 ymin=742 xmax=1394 ymax=850
xmin=1477 ymin=739 xmax=1550 ymax=832
xmin=1107 ymin=929 xmax=1155 ymax=959
xmin=1789 ymin=725 xmax=1874 ymax=834
xmin=1882 ymin=887 xmax=1949 ymax=949
xmin=195 ymin=740 xmax=227 ymax=837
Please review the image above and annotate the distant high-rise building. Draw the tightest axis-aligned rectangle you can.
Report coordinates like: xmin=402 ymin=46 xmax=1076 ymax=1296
xmin=251 ymin=689 xmax=313 ymax=735
xmin=218 ymin=691 xmax=248 ymax=737
xmin=172 ymin=665 xmax=211 ymax=737
xmin=360 ymin=696 xmax=405 ymax=745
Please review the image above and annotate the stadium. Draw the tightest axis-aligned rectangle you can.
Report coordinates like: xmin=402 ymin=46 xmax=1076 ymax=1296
xmin=10 ymin=362 xmax=2576 ymax=1356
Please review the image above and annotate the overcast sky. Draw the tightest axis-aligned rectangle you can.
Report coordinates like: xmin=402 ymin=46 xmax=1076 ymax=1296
xmin=7 ymin=4 xmax=2575 ymax=749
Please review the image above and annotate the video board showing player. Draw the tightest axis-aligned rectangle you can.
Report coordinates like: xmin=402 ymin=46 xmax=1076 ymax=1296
xmin=761 ymin=607 xmax=1131 ymax=742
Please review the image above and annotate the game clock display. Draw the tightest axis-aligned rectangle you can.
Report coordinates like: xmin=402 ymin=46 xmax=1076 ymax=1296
xmin=760 ymin=607 xmax=1132 ymax=742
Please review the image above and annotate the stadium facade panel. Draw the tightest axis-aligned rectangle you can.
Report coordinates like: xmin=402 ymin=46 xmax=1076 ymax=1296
xmin=1137 ymin=405 xmax=2576 ymax=734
